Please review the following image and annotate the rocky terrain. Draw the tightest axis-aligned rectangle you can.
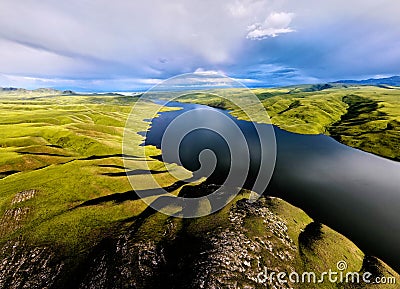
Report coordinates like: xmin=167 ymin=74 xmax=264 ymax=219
xmin=0 ymin=186 xmax=398 ymax=289
xmin=0 ymin=91 xmax=399 ymax=289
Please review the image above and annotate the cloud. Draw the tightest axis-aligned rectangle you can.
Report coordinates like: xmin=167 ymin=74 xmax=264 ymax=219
xmin=0 ymin=0 xmax=399 ymax=90
xmin=247 ymin=27 xmax=294 ymax=39
xmin=0 ymin=73 xmax=167 ymax=91
xmin=229 ymin=63 xmax=320 ymax=87
xmin=0 ymin=1 xmax=294 ymax=76
xmin=247 ymin=12 xmax=295 ymax=40
xmin=0 ymin=0 xmax=268 ymax=76
xmin=194 ymin=68 xmax=225 ymax=75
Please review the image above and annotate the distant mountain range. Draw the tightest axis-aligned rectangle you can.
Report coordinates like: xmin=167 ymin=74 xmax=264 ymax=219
xmin=1 ymin=76 xmax=400 ymax=94
xmin=0 ymin=87 xmax=137 ymax=98
xmin=334 ymin=76 xmax=400 ymax=86
xmin=0 ymin=87 xmax=75 ymax=95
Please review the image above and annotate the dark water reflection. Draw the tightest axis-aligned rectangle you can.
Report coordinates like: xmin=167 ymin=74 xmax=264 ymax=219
xmin=145 ymin=101 xmax=400 ymax=272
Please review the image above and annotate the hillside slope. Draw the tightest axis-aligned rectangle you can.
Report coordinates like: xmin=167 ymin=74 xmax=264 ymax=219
xmin=0 ymin=92 xmax=398 ymax=288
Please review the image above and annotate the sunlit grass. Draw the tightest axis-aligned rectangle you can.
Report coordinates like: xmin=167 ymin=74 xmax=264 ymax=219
xmin=0 ymin=88 xmax=399 ymax=282
xmin=176 ymin=85 xmax=400 ymax=160
xmin=0 ymin=93 xmax=189 ymax=255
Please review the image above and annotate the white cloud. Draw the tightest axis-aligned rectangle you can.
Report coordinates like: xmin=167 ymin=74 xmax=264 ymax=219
xmin=0 ymin=74 xmax=76 ymax=89
xmin=228 ymin=0 xmax=249 ymax=17
xmin=194 ymin=68 xmax=225 ymax=75
xmin=232 ymin=77 xmax=262 ymax=84
xmin=0 ymin=0 xmax=399 ymax=89
xmin=0 ymin=73 xmax=165 ymax=91
xmin=0 ymin=0 xmax=295 ymax=79
xmin=0 ymin=0 xmax=246 ymax=75
xmin=136 ymin=78 xmax=163 ymax=85
xmin=247 ymin=12 xmax=295 ymax=40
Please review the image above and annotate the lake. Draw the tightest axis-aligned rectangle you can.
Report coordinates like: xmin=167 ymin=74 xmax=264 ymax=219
xmin=144 ymin=101 xmax=400 ymax=272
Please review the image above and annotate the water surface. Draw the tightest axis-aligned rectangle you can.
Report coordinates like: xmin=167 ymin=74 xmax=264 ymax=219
xmin=145 ymin=101 xmax=400 ymax=271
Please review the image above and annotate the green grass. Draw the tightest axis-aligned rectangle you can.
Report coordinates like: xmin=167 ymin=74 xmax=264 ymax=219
xmin=0 ymin=93 xmax=191 ymax=256
xmin=173 ymin=85 xmax=400 ymax=160
xmin=185 ymin=194 xmax=400 ymax=288
xmin=0 ymin=88 xmax=399 ymax=287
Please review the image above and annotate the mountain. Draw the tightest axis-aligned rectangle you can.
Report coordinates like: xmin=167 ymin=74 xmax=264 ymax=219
xmin=0 ymin=87 xmax=27 ymax=93
xmin=0 ymin=87 xmax=77 ymax=96
xmin=334 ymin=76 xmax=400 ymax=86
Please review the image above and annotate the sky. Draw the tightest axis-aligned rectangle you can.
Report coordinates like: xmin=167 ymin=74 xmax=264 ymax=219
xmin=0 ymin=0 xmax=399 ymax=91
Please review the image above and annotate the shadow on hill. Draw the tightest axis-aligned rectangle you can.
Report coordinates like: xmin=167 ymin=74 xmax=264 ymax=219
xmin=360 ymin=255 xmax=386 ymax=278
xmin=298 ymin=222 xmax=323 ymax=254
xmin=122 ymin=196 xmax=180 ymax=226
xmin=0 ymin=170 xmax=20 ymax=179
xmin=74 ymin=190 xmax=140 ymax=207
xmin=97 ymin=164 xmax=126 ymax=169
xmin=74 ymin=180 xmax=189 ymax=208
xmin=81 ymin=154 xmax=142 ymax=160
xmin=328 ymin=95 xmax=386 ymax=137
xmin=102 ymin=169 xmax=167 ymax=177
xmin=17 ymin=152 xmax=70 ymax=157
xmin=278 ymin=99 xmax=301 ymax=115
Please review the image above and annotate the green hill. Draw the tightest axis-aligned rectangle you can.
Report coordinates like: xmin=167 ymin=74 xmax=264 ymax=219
xmin=0 ymin=90 xmax=398 ymax=288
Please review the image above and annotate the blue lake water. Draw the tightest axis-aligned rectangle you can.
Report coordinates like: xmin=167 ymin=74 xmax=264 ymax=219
xmin=144 ymin=101 xmax=400 ymax=272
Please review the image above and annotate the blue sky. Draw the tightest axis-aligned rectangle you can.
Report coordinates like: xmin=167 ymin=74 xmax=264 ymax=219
xmin=0 ymin=0 xmax=399 ymax=91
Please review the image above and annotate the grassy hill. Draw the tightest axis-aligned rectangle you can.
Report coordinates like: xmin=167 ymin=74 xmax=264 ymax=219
xmin=177 ymin=85 xmax=400 ymax=161
xmin=0 ymin=90 xmax=398 ymax=288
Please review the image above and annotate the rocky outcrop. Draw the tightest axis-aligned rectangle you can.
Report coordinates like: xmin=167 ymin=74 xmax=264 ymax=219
xmin=0 ymin=190 xmax=36 ymax=237
xmin=0 ymin=239 xmax=64 ymax=289
xmin=0 ymin=190 xmax=398 ymax=289
xmin=191 ymin=199 xmax=297 ymax=289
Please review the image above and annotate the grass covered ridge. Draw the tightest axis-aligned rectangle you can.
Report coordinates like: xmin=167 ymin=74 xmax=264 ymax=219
xmin=176 ymin=85 xmax=400 ymax=160
xmin=0 ymin=88 xmax=399 ymax=287
xmin=0 ymin=93 xmax=190 ymax=254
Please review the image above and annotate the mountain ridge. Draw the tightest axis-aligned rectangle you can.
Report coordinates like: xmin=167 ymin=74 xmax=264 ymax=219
xmin=334 ymin=75 xmax=400 ymax=86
